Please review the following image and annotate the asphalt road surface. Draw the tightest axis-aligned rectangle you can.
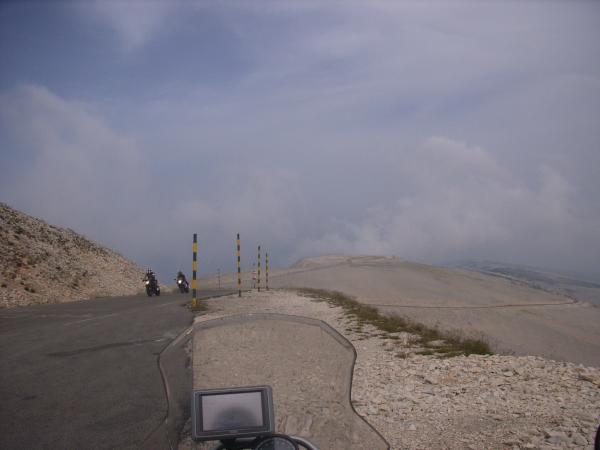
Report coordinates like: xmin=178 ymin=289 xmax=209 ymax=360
xmin=0 ymin=289 xmax=235 ymax=450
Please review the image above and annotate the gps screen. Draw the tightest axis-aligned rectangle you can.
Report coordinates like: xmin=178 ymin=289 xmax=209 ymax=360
xmin=192 ymin=386 xmax=274 ymax=441
xmin=201 ymin=391 xmax=264 ymax=431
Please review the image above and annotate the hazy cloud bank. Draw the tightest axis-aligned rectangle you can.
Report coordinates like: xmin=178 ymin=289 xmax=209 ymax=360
xmin=295 ymin=137 xmax=596 ymax=271
xmin=0 ymin=85 xmax=149 ymax=254
xmin=2 ymin=84 xmax=598 ymax=278
xmin=1 ymin=2 xmax=599 ymax=279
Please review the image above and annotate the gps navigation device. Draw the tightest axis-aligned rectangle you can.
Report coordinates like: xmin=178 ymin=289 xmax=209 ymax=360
xmin=192 ymin=386 xmax=275 ymax=441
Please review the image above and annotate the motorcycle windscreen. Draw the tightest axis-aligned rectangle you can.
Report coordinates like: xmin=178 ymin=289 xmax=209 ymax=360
xmin=192 ymin=313 xmax=389 ymax=450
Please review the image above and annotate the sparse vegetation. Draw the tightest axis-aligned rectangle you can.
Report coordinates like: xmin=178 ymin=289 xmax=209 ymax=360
xmin=190 ymin=302 xmax=209 ymax=312
xmin=296 ymin=288 xmax=492 ymax=357
xmin=415 ymin=349 xmax=436 ymax=356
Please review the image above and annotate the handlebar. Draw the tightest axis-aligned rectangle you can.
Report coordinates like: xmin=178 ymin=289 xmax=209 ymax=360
xmin=289 ymin=435 xmax=320 ymax=450
xmin=211 ymin=435 xmax=319 ymax=450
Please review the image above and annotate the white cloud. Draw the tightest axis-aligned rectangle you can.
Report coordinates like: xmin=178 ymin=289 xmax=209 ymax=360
xmin=89 ymin=0 xmax=175 ymax=50
xmin=171 ymin=167 xmax=307 ymax=248
xmin=293 ymin=137 xmax=597 ymax=270
xmin=0 ymin=84 xmax=148 ymax=251
xmin=2 ymin=2 xmax=599 ymax=277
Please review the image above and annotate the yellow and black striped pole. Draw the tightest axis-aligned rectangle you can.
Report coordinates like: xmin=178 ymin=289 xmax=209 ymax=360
xmin=265 ymin=252 xmax=269 ymax=291
xmin=256 ymin=245 xmax=260 ymax=292
xmin=236 ymin=233 xmax=241 ymax=297
xmin=257 ymin=245 xmax=261 ymax=292
xmin=192 ymin=233 xmax=198 ymax=307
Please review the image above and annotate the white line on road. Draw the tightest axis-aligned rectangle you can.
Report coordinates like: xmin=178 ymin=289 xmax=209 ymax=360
xmin=153 ymin=300 xmax=185 ymax=308
xmin=64 ymin=313 xmax=118 ymax=326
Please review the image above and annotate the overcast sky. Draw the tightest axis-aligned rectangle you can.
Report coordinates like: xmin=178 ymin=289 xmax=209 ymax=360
xmin=1 ymin=1 xmax=599 ymax=280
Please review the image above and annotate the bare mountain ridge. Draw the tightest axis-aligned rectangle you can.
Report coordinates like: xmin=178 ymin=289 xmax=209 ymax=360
xmin=270 ymin=255 xmax=600 ymax=367
xmin=0 ymin=202 xmax=144 ymax=308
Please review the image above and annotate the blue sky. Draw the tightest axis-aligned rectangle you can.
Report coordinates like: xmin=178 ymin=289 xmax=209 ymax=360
xmin=1 ymin=1 xmax=599 ymax=280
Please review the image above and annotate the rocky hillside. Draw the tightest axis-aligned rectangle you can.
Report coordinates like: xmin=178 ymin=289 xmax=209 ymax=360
xmin=0 ymin=202 xmax=145 ymax=308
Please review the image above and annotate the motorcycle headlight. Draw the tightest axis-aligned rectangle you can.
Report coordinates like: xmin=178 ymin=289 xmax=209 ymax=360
xmin=178 ymin=280 xmax=182 ymax=284
xmin=145 ymin=281 xmax=150 ymax=285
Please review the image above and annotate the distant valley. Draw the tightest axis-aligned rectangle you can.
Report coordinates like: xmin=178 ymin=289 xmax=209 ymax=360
xmin=448 ymin=260 xmax=600 ymax=307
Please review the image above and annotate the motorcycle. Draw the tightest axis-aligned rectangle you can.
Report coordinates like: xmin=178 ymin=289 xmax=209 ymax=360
xmin=190 ymin=313 xmax=389 ymax=450
xmin=176 ymin=277 xmax=190 ymax=294
xmin=145 ymin=277 xmax=160 ymax=297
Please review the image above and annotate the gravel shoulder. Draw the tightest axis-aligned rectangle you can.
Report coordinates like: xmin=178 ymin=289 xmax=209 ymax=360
xmin=182 ymin=290 xmax=600 ymax=450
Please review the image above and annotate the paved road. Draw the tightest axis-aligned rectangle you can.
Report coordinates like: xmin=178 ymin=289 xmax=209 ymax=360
xmin=0 ymin=289 xmax=235 ymax=450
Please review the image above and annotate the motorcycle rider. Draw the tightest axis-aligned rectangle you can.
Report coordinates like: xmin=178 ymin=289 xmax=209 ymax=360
xmin=144 ymin=269 xmax=160 ymax=288
xmin=175 ymin=270 xmax=189 ymax=293
xmin=143 ymin=268 xmax=161 ymax=296
xmin=176 ymin=271 xmax=188 ymax=284
xmin=143 ymin=268 xmax=156 ymax=283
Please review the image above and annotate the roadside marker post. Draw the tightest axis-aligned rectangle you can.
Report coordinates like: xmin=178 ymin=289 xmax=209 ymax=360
xmin=266 ymin=252 xmax=269 ymax=291
xmin=217 ymin=268 xmax=221 ymax=290
xmin=192 ymin=234 xmax=198 ymax=308
xmin=237 ymin=233 xmax=241 ymax=297
xmin=257 ymin=245 xmax=261 ymax=292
